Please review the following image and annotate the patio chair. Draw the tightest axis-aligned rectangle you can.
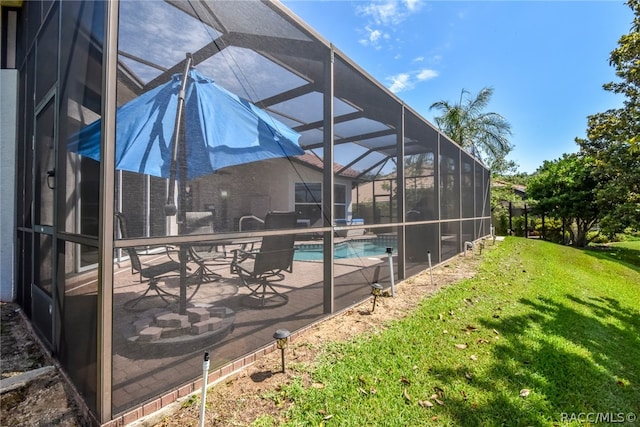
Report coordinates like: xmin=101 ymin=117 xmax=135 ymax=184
xmin=185 ymin=211 xmax=227 ymax=282
xmin=115 ymin=212 xmax=181 ymax=311
xmin=230 ymin=211 xmax=297 ymax=308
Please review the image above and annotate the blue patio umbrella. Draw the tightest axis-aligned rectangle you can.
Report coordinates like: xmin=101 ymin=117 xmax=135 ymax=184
xmin=68 ymin=65 xmax=303 ymax=194
xmin=69 ymin=56 xmax=303 ymax=314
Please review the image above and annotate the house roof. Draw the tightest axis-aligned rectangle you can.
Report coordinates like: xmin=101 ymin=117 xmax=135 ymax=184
xmin=293 ymin=153 xmax=360 ymax=179
xmin=493 ymin=180 xmax=526 ymax=198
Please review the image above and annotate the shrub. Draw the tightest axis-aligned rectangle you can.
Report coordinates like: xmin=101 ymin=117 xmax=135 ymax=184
xmin=588 ymin=231 xmax=609 ymax=244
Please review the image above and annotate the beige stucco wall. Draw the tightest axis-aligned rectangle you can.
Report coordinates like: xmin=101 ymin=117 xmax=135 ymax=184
xmin=191 ymin=158 xmax=354 ymax=230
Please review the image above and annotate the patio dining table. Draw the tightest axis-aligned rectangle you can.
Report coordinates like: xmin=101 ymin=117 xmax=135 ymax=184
xmin=187 ymin=237 xmax=261 ymax=283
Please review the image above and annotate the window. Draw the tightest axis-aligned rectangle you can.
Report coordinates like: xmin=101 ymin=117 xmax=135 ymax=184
xmin=294 ymin=183 xmax=348 ymax=226
xmin=295 ymin=182 xmax=321 ymax=226
xmin=334 ymin=184 xmax=346 ymax=220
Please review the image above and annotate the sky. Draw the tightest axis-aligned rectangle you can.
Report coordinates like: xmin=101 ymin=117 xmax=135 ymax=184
xmin=281 ymin=0 xmax=633 ymax=174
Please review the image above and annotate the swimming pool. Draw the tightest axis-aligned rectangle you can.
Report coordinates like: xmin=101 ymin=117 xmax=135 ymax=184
xmin=294 ymin=240 xmax=397 ymax=261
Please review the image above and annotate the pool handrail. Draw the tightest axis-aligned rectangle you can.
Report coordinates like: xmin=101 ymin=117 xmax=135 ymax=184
xmin=238 ymin=215 xmax=265 ymax=232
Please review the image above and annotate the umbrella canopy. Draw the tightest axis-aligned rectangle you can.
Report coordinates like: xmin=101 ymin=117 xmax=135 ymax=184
xmin=68 ymin=68 xmax=303 ymax=180
xmin=70 ymin=64 xmax=304 ymax=315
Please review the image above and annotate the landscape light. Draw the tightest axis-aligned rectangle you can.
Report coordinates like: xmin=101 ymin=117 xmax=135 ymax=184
xmin=273 ymin=329 xmax=291 ymax=373
xmin=370 ymin=282 xmax=383 ymax=312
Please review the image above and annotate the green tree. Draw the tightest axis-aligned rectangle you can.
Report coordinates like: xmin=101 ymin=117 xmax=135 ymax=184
xmin=576 ymin=0 xmax=640 ymax=234
xmin=430 ymin=87 xmax=514 ymax=172
xmin=526 ymin=154 xmax=600 ymax=247
xmin=490 ymin=183 xmax=525 ymax=236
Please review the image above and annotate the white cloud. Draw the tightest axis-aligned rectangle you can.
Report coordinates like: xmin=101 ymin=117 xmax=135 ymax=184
xmin=413 ymin=56 xmax=425 ymax=63
xmin=388 ymin=73 xmax=412 ymax=93
xmin=359 ymin=1 xmax=396 ymax=25
xmin=354 ymin=0 xmax=426 ymax=54
xmin=369 ymin=27 xmax=383 ymax=43
xmin=403 ymin=0 xmax=421 ymax=12
xmin=417 ymin=69 xmax=438 ymax=81
xmin=358 ymin=25 xmax=391 ymax=48
xmin=357 ymin=0 xmax=424 ymax=26
xmin=387 ymin=68 xmax=438 ymax=93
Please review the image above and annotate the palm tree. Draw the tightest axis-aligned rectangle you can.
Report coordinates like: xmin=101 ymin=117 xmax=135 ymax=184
xmin=430 ymin=87 xmax=513 ymax=166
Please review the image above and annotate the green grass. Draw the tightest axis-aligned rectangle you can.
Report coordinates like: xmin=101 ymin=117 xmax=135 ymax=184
xmin=585 ymin=240 xmax=640 ymax=273
xmin=276 ymin=238 xmax=640 ymax=426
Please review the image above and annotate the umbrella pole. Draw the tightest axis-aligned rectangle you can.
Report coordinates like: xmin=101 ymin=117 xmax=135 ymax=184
xmin=165 ymin=53 xmax=193 ymax=315
xmin=178 ymin=156 xmax=189 ymax=315
xmin=165 ymin=53 xmax=193 ymax=217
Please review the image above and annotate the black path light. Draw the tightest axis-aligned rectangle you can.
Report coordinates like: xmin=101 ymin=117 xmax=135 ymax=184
xmin=370 ymin=265 xmax=383 ymax=312
xmin=273 ymin=329 xmax=291 ymax=373
xmin=370 ymin=282 xmax=383 ymax=312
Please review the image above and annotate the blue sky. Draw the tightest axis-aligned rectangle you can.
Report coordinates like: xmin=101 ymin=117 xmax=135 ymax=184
xmin=282 ymin=0 xmax=633 ymax=174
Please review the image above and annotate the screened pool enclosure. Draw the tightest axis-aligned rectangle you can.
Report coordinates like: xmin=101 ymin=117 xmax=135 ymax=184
xmin=9 ymin=1 xmax=490 ymax=424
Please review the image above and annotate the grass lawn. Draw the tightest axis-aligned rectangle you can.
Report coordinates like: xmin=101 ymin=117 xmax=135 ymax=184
xmin=273 ymin=238 xmax=640 ymax=426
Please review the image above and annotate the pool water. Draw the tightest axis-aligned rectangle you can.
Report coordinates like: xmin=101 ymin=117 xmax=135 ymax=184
xmin=294 ymin=241 xmax=397 ymax=261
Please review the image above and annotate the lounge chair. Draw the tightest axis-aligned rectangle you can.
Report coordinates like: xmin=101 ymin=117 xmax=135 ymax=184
xmin=230 ymin=211 xmax=297 ymax=308
xmin=115 ymin=212 xmax=180 ymax=311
